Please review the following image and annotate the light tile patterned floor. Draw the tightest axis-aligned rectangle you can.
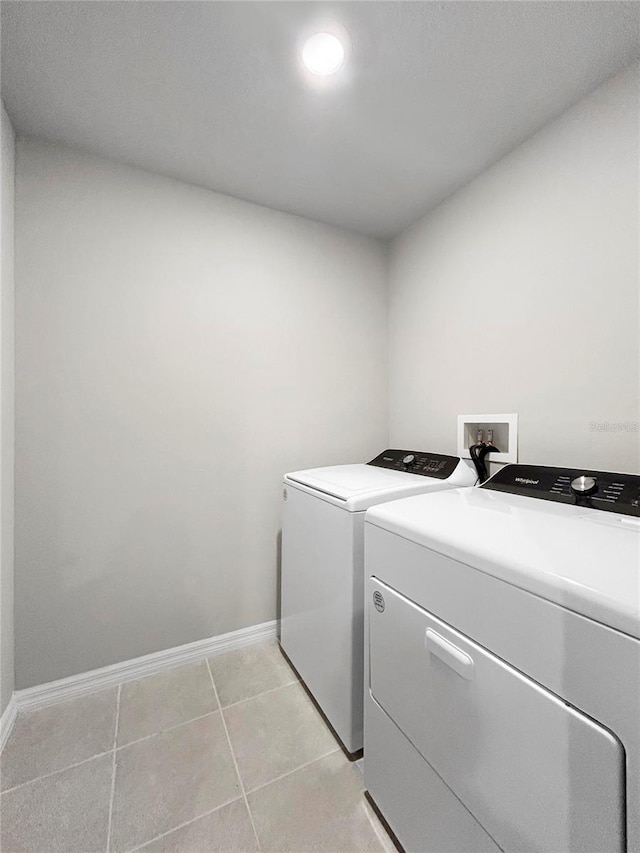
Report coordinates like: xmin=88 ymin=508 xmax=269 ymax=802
xmin=0 ymin=640 xmax=396 ymax=853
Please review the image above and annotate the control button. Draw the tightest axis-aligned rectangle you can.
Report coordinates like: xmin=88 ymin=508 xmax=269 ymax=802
xmin=402 ymin=454 xmax=416 ymax=465
xmin=570 ymin=475 xmax=598 ymax=497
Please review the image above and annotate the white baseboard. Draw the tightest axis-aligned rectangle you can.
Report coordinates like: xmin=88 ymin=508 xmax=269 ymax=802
xmin=0 ymin=694 xmax=18 ymax=751
xmin=14 ymin=619 xmax=278 ymax=714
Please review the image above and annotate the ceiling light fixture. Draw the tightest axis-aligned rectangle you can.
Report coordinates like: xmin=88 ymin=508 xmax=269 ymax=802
xmin=302 ymin=32 xmax=345 ymax=76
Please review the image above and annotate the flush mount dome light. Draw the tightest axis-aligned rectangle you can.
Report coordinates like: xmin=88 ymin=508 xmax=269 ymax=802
xmin=302 ymin=32 xmax=345 ymax=76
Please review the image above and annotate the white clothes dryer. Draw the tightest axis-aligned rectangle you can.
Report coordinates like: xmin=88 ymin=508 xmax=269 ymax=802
xmin=280 ymin=449 xmax=475 ymax=754
xmin=364 ymin=462 xmax=640 ymax=853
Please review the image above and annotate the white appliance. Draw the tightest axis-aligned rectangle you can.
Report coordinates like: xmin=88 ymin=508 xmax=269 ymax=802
xmin=364 ymin=463 xmax=640 ymax=853
xmin=280 ymin=449 xmax=475 ymax=754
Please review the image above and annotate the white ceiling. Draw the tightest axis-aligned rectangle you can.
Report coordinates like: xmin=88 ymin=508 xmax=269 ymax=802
xmin=2 ymin=1 xmax=639 ymax=238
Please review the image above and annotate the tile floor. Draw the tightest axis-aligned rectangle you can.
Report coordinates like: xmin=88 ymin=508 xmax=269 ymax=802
xmin=0 ymin=640 xmax=396 ymax=853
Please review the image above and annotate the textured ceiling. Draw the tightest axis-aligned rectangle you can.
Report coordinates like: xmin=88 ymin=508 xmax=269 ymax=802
xmin=2 ymin=1 xmax=639 ymax=238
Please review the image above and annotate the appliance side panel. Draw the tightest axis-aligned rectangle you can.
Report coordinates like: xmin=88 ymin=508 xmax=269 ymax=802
xmin=281 ymin=484 xmax=362 ymax=751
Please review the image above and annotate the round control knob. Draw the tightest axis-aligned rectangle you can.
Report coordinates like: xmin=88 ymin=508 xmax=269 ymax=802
xmin=570 ymin=475 xmax=598 ymax=497
xmin=402 ymin=454 xmax=416 ymax=465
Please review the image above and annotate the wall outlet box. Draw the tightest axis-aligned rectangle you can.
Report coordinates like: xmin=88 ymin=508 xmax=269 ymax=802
xmin=457 ymin=413 xmax=518 ymax=465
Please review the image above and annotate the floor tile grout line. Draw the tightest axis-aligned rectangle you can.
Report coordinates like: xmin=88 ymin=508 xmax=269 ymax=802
xmin=124 ymin=794 xmax=245 ymax=853
xmin=3 ymin=652 xmax=295 ymax=758
xmin=217 ymin=678 xmax=299 ymax=712
xmin=0 ymin=645 xmax=300 ymax=784
xmin=105 ymin=684 xmax=122 ymax=853
xmin=205 ymin=658 xmax=263 ymax=853
xmin=243 ymin=746 xmax=342 ymax=797
xmin=0 ymin=748 xmax=114 ymax=795
xmin=1 ymin=659 xmax=295 ymax=793
xmin=115 ymin=709 xmax=221 ymax=751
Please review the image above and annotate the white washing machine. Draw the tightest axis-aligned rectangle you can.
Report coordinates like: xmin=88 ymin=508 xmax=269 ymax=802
xmin=363 ymin=463 xmax=640 ymax=853
xmin=280 ymin=449 xmax=475 ymax=754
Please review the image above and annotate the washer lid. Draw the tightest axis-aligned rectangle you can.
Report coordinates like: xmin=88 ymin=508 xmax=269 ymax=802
xmin=365 ymin=487 xmax=640 ymax=640
xmin=286 ymin=464 xmax=432 ymax=500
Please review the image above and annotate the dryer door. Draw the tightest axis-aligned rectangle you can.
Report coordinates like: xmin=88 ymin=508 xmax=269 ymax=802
xmin=368 ymin=578 xmax=625 ymax=853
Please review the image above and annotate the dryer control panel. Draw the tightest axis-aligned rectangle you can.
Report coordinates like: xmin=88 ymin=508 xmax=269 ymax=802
xmin=368 ymin=449 xmax=460 ymax=480
xmin=482 ymin=464 xmax=640 ymax=517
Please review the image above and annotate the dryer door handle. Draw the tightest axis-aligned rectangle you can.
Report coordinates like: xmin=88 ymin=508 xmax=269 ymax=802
xmin=425 ymin=629 xmax=475 ymax=680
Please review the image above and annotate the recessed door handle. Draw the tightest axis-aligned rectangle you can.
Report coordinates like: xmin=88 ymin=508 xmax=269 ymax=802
xmin=426 ymin=629 xmax=475 ymax=680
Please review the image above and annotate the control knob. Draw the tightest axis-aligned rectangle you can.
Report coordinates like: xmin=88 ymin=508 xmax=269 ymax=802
xmin=570 ymin=475 xmax=598 ymax=498
xmin=402 ymin=454 xmax=416 ymax=466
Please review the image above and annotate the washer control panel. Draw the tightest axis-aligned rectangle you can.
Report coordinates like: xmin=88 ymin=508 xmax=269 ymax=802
xmin=368 ymin=449 xmax=460 ymax=480
xmin=482 ymin=464 xmax=640 ymax=517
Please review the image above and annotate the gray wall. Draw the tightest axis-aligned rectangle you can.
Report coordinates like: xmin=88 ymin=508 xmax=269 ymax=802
xmin=1 ymin=102 xmax=15 ymax=714
xmin=12 ymin=62 xmax=639 ymax=691
xmin=388 ymin=63 xmax=639 ymax=474
xmin=15 ymin=138 xmax=388 ymax=688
